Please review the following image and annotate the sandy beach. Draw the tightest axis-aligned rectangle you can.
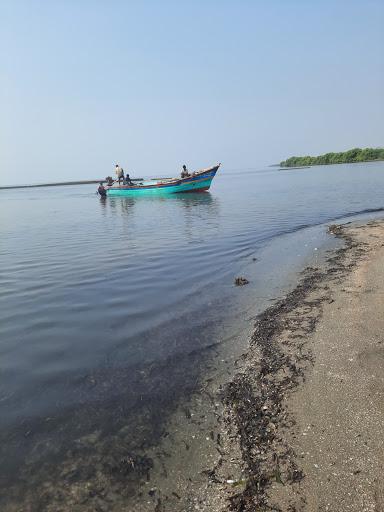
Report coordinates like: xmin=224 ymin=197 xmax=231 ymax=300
xmin=217 ymin=219 xmax=384 ymax=511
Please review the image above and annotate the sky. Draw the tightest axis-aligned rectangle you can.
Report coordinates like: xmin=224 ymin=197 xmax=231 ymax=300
xmin=0 ymin=0 xmax=383 ymax=185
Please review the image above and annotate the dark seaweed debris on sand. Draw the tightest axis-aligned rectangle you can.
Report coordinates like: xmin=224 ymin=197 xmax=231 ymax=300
xmin=223 ymin=224 xmax=366 ymax=511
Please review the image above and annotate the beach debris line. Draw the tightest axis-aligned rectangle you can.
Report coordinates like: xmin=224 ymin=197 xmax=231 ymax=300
xmin=234 ymin=276 xmax=249 ymax=286
xmin=224 ymin=268 xmax=327 ymax=510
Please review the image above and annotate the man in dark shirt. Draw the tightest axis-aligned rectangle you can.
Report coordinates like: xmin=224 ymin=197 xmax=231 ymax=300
xmin=98 ymin=183 xmax=107 ymax=196
xmin=125 ymin=173 xmax=134 ymax=185
xmin=181 ymin=165 xmax=190 ymax=178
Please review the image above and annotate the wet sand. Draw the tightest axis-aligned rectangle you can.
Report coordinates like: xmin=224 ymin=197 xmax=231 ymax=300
xmin=220 ymin=219 xmax=384 ymax=511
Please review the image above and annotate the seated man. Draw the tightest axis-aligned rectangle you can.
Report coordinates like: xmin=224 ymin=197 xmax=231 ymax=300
xmin=181 ymin=164 xmax=190 ymax=178
xmin=125 ymin=172 xmax=134 ymax=185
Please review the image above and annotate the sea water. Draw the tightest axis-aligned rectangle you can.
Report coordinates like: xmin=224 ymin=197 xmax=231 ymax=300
xmin=1 ymin=161 xmax=384 ymax=508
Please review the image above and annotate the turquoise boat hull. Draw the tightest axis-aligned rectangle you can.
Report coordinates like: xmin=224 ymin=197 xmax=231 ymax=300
xmin=105 ymin=165 xmax=220 ymax=196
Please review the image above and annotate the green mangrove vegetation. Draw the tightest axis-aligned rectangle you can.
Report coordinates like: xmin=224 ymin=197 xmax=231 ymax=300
xmin=280 ymin=147 xmax=384 ymax=168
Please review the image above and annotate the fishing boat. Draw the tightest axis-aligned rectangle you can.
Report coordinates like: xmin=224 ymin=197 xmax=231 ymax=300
xmin=104 ymin=164 xmax=220 ymax=196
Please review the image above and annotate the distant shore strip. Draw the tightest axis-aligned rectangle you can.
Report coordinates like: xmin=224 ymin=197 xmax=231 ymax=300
xmin=280 ymin=147 xmax=384 ymax=168
xmin=0 ymin=179 xmax=143 ymax=191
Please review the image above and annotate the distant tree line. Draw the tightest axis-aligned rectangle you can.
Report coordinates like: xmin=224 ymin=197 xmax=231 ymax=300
xmin=280 ymin=147 xmax=384 ymax=167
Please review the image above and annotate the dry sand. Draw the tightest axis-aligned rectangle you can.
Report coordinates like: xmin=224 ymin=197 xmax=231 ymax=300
xmin=270 ymin=220 xmax=384 ymax=511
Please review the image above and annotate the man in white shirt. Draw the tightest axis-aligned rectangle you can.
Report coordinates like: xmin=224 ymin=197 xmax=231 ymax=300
xmin=115 ymin=164 xmax=124 ymax=184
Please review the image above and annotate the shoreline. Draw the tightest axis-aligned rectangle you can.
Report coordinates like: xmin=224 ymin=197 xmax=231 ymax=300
xmin=219 ymin=219 xmax=384 ymax=511
xmin=2 ymin=218 xmax=384 ymax=511
xmin=1 ymin=217 xmax=340 ymax=512
xmin=124 ymin=217 xmax=384 ymax=512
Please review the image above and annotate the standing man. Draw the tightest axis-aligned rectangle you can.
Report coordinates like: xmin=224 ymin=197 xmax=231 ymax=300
xmin=115 ymin=164 xmax=124 ymax=184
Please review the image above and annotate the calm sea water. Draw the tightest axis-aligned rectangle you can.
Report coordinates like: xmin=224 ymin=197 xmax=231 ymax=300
xmin=1 ymin=161 xmax=384 ymax=508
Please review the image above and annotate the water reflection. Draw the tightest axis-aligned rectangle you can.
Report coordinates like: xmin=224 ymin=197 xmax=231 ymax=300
xmin=103 ymin=191 xmax=217 ymax=212
xmin=97 ymin=192 xmax=221 ymax=247
xmin=101 ymin=192 xmax=220 ymax=238
xmin=104 ymin=196 xmax=136 ymax=215
xmin=173 ymin=193 xmax=221 ymax=242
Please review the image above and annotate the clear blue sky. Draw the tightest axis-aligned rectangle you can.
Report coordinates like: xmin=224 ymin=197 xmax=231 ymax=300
xmin=1 ymin=0 xmax=383 ymax=185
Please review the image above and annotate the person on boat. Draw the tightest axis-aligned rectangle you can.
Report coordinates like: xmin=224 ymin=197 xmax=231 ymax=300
xmin=105 ymin=176 xmax=114 ymax=186
xmin=115 ymin=164 xmax=124 ymax=184
xmin=125 ymin=172 xmax=134 ymax=186
xmin=97 ymin=182 xmax=107 ymax=197
xmin=181 ymin=165 xmax=190 ymax=178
